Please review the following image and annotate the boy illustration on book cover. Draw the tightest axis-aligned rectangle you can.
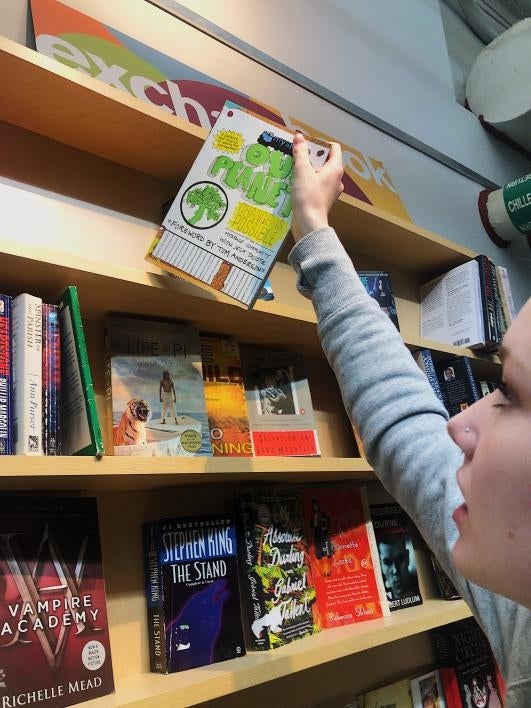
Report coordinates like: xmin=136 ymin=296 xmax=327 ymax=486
xmin=106 ymin=316 xmax=210 ymax=457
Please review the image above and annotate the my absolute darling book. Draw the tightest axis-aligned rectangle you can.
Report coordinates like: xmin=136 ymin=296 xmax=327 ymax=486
xmin=143 ymin=513 xmax=245 ymax=673
xmin=358 ymin=271 xmax=400 ymax=331
xmin=105 ymin=315 xmax=210 ymax=457
xmin=240 ymin=346 xmax=320 ymax=456
xmin=200 ymin=335 xmax=252 ymax=457
xmin=369 ymin=503 xmax=423 ymax=611
xmin=146 ymin=101 xmax=330 ymax=308
xmin=300 ymin=484 xmax=389 ymax=628
xmin=0 ymin=495 xmax=114 ymax=707
xmin=236 ymin=487 xmax=319 ymax=650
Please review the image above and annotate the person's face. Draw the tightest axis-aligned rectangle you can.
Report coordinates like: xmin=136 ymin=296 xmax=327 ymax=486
xmin=448 ymin=299 xmax=531 ymax=608
xmin=379 ymin=541 xmax=409 ymax=598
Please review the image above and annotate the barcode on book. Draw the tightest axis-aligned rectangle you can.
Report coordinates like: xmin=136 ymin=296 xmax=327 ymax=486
xmin=154 ymin=229 xmax=260 ymax=306
xmin=453 ymin=337 xmax=470 ymax=346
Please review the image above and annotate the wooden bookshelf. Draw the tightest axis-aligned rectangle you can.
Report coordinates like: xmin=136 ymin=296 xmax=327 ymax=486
xmin=0 ymin=34 xmax=497 ymax=707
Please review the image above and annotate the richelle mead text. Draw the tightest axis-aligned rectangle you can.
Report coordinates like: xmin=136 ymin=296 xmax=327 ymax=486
xmin=2 ymin=676 xmax=104 ymax=708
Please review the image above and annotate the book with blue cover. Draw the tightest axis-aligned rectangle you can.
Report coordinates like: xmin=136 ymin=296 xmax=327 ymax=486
xmin=143 ymin=513 xmax=245 ymax=673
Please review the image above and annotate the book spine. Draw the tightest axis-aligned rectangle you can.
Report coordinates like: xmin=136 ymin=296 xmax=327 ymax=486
xmin=11 ymin=293 xmax=43 ymax=455
xmin=0 ymin=295 xmax=14 ymax=455
xmin=462 ymin=356 xmax=481 ymax=402
xmin=488 ymin=258 xmax=503 ymax=343
xmin=475 ymin=255 xmax=498 ymax=351
xmin=42 ymin=304 xmax=61 ymax=455
xmin=143 ymin=521 xmax=168 ymax=673
xmin=496 ymin=265 xmax=517 ymax=324
xmin=414 ymin=349 xmax=446 ymax=408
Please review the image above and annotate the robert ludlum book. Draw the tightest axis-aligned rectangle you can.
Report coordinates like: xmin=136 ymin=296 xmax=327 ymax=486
xmin=0 ymin=294 xmax=13 ymax=455
xmin=0 ymin=495 xmax=114 ymax=707
xmin=146 ymin=101 xmax=330 ymax=308
xmin=143 ymin=513 xmax=245 ymax=673
xmin=236 ymin=487 xmax=319 ymax=650
xmin=358 ymin=271 xmax=400 ymax=331
xmin=105 ymin=315 xmax=210 ymax=457
xmin=369 ymin=503 xmax=423 ymax=611
xmin=301 ymin=484 xmax=389 ymax=628
xmin=240 ymin=346 xmax=320 ymax=456
xmin=200 ymin=335 xmax=252 ymax=457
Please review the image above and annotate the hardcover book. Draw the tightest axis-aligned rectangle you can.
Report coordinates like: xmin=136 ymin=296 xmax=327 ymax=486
xmin=146 ymin=101 xmax=330 ymax=308
xmin=369 ymin=503 xmax=423 ymax=611
xmin=42 ymin=303 xmax=61 ymax=455
xmin=0 ymin=495 xmax=114 ymax=707
xmin=0 ymin=294 xmax=13 ymax=455
xmin=105 ymin=315 xmax=210 ymax=457
xmin=143 ymin=513 xmax=245 ymax=673
xmin=432 ymin=617 xmax=504 ymax=708
xmin=236 ymin=487 xmax=319 ymax=650
xmin=58 ymin=286 xmax=104 ymax=457
xmin=200 ymin=335 xmax=252 ymax=457
xmin=301 ymin=484 xmax=389 ymax=628
xmin=240 ymin=346 xmax=320 ymax=456
xmin=11 ymin=293 xmax=43 ymax=455
xmin=358 ymin=271 xmax=400 ymax=331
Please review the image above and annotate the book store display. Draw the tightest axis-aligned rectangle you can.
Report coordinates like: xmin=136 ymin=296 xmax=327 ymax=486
xmin=0 ymin=12 xmax=516 ymax=707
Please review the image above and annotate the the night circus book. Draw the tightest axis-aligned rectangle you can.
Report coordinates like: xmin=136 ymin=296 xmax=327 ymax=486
xmin=143 ymin=513 xmax=245 ymax=673
xmin=0 ymin=495 xmax=114 ymax=707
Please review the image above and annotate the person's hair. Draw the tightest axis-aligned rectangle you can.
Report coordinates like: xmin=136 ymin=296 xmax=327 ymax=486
xmin=377 ymin=532 xmax=407 ymax=549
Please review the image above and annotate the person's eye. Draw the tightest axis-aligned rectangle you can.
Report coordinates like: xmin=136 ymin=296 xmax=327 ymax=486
xmin=492 ymin=381 xmax=514 ymax=408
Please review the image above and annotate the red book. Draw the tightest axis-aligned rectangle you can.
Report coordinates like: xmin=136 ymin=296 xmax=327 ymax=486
xmin=301 ymin=484 xmax=389 ymax=628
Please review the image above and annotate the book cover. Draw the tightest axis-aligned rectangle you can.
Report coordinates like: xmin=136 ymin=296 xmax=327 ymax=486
xmin=369 ymin=503 xmax=423 ymax=611
xmin=438 ymin=356 xmax=481 ymax=418
xmin=200 ymin=335 xmax=252 ymax=457
xmin=143 ymin=513 xmax=245 ymax=673
xmin=236 ymin=487 xmax=319 ymax=650
xmin=106 ymin=315 xmax=210 ymax=457
xmin=358 ymin=271 xmax=400 ymax=331
xmin=432 ymin=618 xmax=504 ymax=708
xmin=410 ymin=670 xmax=447 ymax=708
xmin=146 ymin=101 xmax=330 ymax=308
xmin=240 ymin=346 xmax=320 ymax=456
xmin=301 ymin=484 xmax=389 ymax=628
xmin=359 ymin=678 xmax=413 ymax=708
xmin=42 ymin=303 xmax=61 ymax=456
xmin=0 ymin=495 xmax=114 ymax=707
xmin=57 ymin=286 xmax=104 ymax=457
xmin=0 ymin=294 xmax=13 ymax=455
xmin=11 ymin=293 xmax=43 ymax=455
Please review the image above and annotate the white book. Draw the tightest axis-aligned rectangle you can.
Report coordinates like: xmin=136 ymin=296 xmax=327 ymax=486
xmin=12 ymin=293 xmax=43 ymax=455
xmin=410 ymin=669 xmax=447 ymax=708
xmin=495 ymin=265 xmax=517 ymax=326
xmin=419 ymin=260 xmax=485 ymax=349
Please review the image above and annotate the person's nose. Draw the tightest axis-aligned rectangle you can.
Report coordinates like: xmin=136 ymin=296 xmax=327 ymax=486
xmin=447 ymin=408 xmax=478 ymax=460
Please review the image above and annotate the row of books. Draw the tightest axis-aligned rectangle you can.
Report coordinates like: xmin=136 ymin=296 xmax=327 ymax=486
xmin=0 ymin=287 xmax=102 ymax=457
xmin=414 ymin=350 xmax=497 ymax=418
xmin=345 ymin=618 xmax=504 ymax=707
xmin=419 ymin=257 xmax=516 ymax=353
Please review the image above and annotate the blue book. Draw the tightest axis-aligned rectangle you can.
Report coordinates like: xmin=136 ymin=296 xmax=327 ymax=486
xmin=143 ymin=513 xmax=245 ymax=673
xmin=0 ymin=294 xmax=14 ymax=455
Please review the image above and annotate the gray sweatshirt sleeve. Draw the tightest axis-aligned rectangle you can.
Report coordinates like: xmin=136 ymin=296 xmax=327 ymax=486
xmin=288 ymin=228 xmax=531 ymax=695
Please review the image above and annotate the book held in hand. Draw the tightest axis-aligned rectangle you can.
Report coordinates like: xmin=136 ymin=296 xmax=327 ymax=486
xmin=146 ymin=101 xmax=330 ymax=308
xmin=0 ymin=495 xmax=114 ymax=707
xmin=143 ymin=513 xmax=245 ymax=673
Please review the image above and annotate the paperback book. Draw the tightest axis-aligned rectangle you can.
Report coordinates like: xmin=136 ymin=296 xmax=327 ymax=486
xmin=143 ymin=513 xmax=245 ymax=673
xmin=236 ymin=487 xmax=319 ymax=650
xmin=410 ymin=670 xmax=447 ymax=708
xmin=58 ymin=286 xmax=104 ymax=457
xmin=358 ymin=271 xmax=400 ymax=331
xmin=438 ymin=356 xmax=481 ymax=417
xmin=369 ymin=503 xmax=423 ymax=611
xmin=240 ymin=346 xmax=320 ymax=456
xmin=0 ymin=294 xmax=13 ymax=455
xmin=146 ymin=101 xmax=330 ymax=308
xmin=105 ymin=315 xmax=210 ymax=457
xmin=42 ymin=303 xmax=61 ymax=455
xmin=200 ymin=335 xmax=252 ymax=457
xmin=301 ymin=484 xmax=389 ymax=628
xmin=357 ymin=678 xmax=413 ymax=708
xmin=0 ymin=495 xmax=114 ymax=707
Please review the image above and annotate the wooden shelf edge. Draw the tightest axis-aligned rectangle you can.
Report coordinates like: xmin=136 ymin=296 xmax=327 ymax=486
xmin=85 ymin=600 xmax=471 ymax=708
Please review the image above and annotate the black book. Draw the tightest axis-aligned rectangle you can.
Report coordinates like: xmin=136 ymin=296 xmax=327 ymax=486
xmin=437 ymin=356 xmax=481 ymax=417
xmin=358 ymin=271 xmax=400 ymax=331
xmin=143 ymin=513 xmax=245 ymax=673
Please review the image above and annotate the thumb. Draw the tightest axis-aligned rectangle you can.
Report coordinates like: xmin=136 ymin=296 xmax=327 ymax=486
xmin=292 ymin=132 xmax=312 ymax=175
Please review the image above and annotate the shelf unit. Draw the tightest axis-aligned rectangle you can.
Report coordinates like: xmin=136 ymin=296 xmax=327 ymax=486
xmin=0 ymin=35 xmax=494 ymax=708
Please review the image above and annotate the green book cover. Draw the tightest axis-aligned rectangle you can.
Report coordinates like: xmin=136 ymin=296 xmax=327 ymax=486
xmin=57 ymin=286 xmax=104 ymax=457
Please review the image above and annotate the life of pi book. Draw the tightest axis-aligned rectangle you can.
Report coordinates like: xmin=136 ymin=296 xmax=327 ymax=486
xmin=146 ymin=101 xmax=330 ymax=308
xmin=0 ymin=496 xmax=114 ymax=708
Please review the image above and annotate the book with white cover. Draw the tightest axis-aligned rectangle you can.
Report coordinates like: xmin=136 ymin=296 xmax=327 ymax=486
xmin=419 ymin=260 xmax=485 ymax=349
xmin=11 ymin=293 xmax=43 ymax=455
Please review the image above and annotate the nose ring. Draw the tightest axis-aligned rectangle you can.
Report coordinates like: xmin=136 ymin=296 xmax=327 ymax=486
xmin=464 ymin=427 xmax=471 ymax=433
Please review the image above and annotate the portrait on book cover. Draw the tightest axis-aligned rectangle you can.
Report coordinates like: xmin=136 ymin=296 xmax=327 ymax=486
xmin=254 ymin=366 xmax=298 ymax=416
